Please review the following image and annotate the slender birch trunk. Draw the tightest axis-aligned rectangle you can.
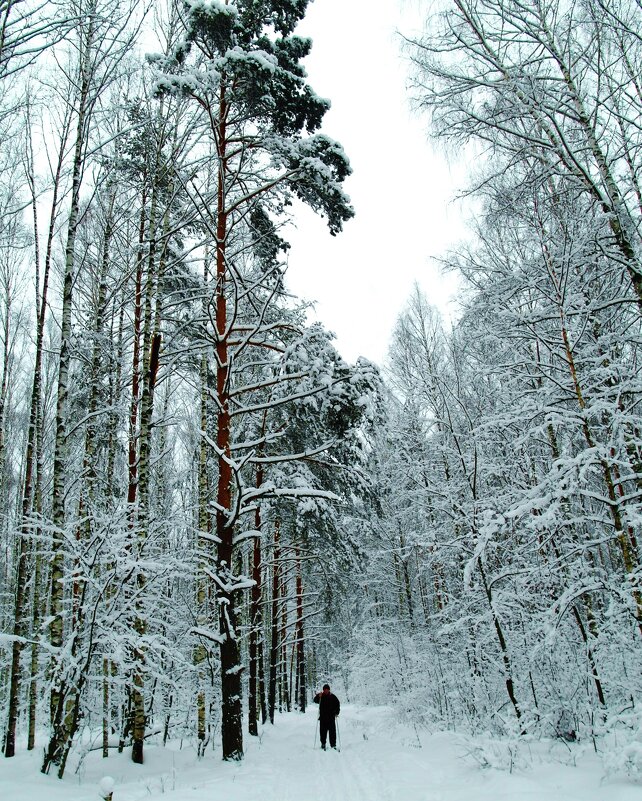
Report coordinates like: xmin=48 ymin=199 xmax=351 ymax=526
xmin=4 ymin=93 xmax=72 ymax=762
xmin=44 ymin=5 xmax=98 ymax=774
xmin=131 ymin=191 xmax=162 ymax=762
xmin=557 ymin=291 xmax=641 ymax=630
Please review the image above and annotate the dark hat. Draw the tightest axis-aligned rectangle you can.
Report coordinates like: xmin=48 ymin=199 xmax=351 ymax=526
xmin=323 ymin=683 xmax=330 ymax=690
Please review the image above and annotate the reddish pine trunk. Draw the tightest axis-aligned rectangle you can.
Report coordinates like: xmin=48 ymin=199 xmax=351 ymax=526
xmin=215 ymin=81 xmax=243 ymax=760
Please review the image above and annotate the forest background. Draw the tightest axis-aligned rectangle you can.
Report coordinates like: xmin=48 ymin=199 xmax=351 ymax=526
xmin=0 ymin=0 xmax=641 ymax=786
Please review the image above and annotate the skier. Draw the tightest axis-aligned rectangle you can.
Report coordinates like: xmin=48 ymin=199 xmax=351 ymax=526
xmin=313 ymin=683 xmax=340 ymax=750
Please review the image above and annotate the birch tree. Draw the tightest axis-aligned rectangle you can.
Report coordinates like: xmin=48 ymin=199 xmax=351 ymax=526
xmin=410 ymin=0 xmax=642 ymax=306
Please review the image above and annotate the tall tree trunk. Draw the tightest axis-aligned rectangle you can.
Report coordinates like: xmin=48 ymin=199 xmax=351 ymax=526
xmin=398 ymin=528 xmax=414 ymax=628
xmin=258 ymin=636 xmax=268 ymax=725
xmin=248 ymin=463 xmax=264 ymax=735
xmin=268 ymin=520 xmax=281 ymax=724
xmin=4 ymin=96 xmax=71 ymax=761
xmin=130 ymin=330 xmax=161 ymax=764
xmin=126 ymin=193 xmax=147 ymax=512
xmin=540 ymin=240 xmax=642 ymax=631
xmin=213 ymin=78 xmax=243 ymax=761
xmin=102 ymin=293 xmax=124 ymax=758
xmin=295 ymin=545 xmax=306 ymax=713
xmin=43 ymin=5 xmax=98 ymax=773
xmin=196 ymin=249 xmax=211 ymax=754
xmin=73 ymin=184 xmax=116 ymax=761
xmin=477 ymin=558 xmax=523 ymax=730
xmin=281 ymin=571 xmax=290 ymax=713
xmin=540 ymin=388 xmax=608 ymax=708
xmin=131 ymin=280 xmax=162 ymax=766
xmin=196 ymin=356 xmax=210 ymax=752
xmin=558 ymin=313 xmax=642 ymax=630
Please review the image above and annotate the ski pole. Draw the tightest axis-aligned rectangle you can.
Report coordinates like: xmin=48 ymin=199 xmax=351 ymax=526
xmin=336 ymin=717 xmax=341 ymax=752
xmin=313 ymin=715 xmax=318 ymax=749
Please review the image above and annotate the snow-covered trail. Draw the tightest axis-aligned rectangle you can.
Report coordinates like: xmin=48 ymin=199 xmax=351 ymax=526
xmin=1 ymin=705 xmax=639 ymax=801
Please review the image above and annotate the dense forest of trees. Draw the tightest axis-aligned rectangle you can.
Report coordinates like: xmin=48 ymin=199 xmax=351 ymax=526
xmin=1 ymin=0 xmax=641 ymax=783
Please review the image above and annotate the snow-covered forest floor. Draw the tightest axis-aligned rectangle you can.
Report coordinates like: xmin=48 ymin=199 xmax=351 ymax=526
xmin=1 ymin=705 xmax=639 ymax=801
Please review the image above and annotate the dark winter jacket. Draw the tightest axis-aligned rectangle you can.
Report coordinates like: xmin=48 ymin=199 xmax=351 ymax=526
xmin=313 ymin=691 xmax=340 ymax=720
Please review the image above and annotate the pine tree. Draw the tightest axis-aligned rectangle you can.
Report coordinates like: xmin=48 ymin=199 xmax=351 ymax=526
xmin=151 ymin=0 xmax=353 ymax=760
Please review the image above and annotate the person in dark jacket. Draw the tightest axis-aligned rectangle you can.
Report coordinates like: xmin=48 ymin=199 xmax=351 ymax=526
xmin=313 ymin=683 xmax=340 ymax=750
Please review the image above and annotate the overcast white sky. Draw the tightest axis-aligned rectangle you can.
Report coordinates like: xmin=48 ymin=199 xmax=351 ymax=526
xmin=285 ymin=0 xmax=468 ymax=366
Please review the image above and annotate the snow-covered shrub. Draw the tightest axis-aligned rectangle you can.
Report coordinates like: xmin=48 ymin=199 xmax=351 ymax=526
xmin=457 ymin=731 xmax=532 ymax=773
xmin=601 ymin=709 xmax=642 ymax=780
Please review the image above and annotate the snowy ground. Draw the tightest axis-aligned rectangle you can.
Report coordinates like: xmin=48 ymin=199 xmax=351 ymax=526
xmin=1 ymin=705 xmax=639 ymax=800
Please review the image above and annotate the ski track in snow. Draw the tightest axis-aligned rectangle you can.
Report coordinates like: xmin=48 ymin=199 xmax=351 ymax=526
xmin=1 ymin=705 xmax=640 ymax=801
